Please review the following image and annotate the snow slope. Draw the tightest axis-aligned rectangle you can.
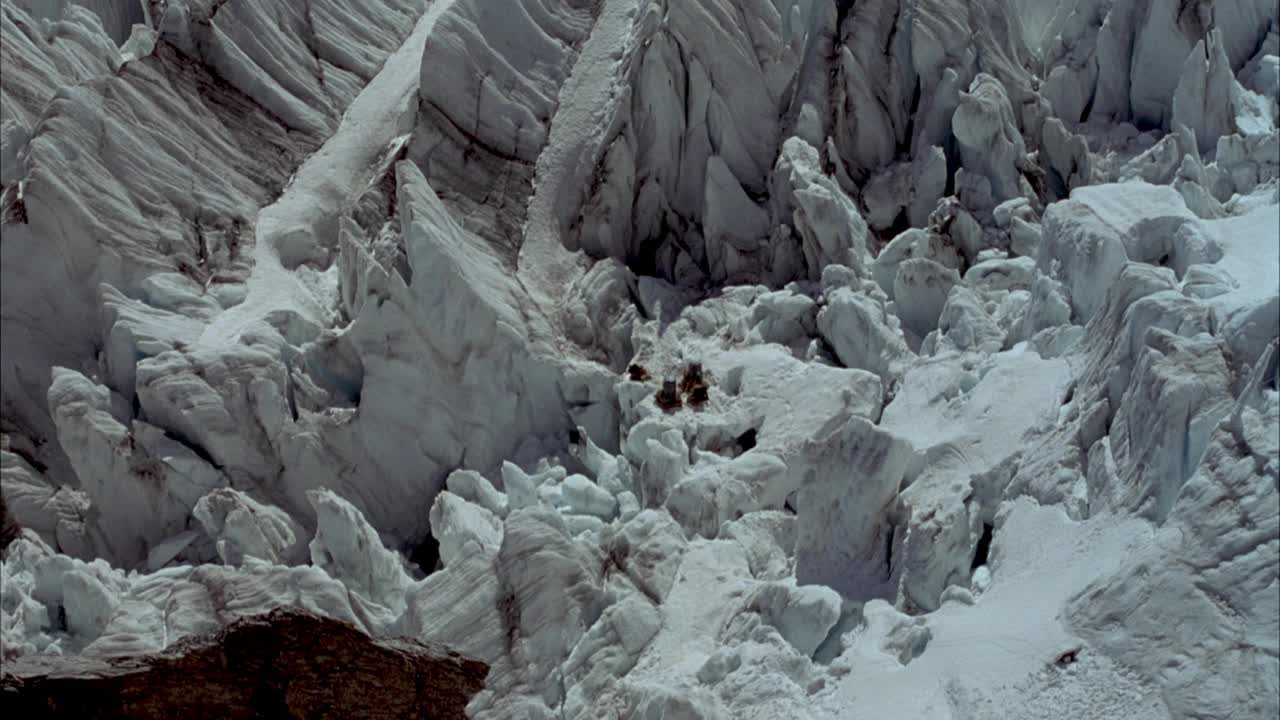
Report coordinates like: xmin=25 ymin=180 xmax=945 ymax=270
xmin=517 ymin=0 xmax=638 ymax=328
xmin=818 ymin=499 xmax=1165 ymax=720
xmin=196 ymin=0 xmax=458 ymax=351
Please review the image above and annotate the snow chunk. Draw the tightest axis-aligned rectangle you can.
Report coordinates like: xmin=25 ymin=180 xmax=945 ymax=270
xmin=772 ymin=137 xmax=872 ymax=282
xmin=818 ymin=286 xmax=913 ymax=379
xmin=794 ymin=417 xmax=912 ymax=601
xmin=445 ymin=468 xmax=509 ymax=518
xmin=1038 ymin=182 xmax=1196 ymax=322
xmin=429 ymin=490 xmax=503 ymax=566
xmin=745 ymin=581 xmax=841 ymax=658
xmin=49 ymin=367 xmax=225 ymax=568
xmin=952 ymin=73 xmax=1029 ymax=206
xmin=558 ymin=474 xmax=617 ymax=520
xmin=307 ymin=489 xmax=412 ymax=616
xmin=193 ymin=488 xmax=307 ymax=567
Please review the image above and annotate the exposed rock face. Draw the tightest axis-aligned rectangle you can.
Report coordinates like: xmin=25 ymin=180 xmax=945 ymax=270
xmin=0 ymin=490 xmax=20 ymax=554
xmin=0 ymin=608 xmax=488 ymax=720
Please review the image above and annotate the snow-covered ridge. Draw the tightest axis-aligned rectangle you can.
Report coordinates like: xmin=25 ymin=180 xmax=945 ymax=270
xmin=1 ymin=0 xmax=427 ymax=486
xmin=2 ymin=1 xmax=1278 ymax=719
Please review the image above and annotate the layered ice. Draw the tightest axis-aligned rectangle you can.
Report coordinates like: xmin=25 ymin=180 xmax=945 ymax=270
xmin=2 ymin=1 xmax=1277 ymax=719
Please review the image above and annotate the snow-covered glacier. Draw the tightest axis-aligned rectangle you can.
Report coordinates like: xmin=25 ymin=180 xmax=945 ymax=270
xmin=1 ymin=0 xmax=1277 ymax=717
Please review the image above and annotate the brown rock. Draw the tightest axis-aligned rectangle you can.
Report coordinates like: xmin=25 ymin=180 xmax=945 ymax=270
xmin=656 ymin=379 xmax=682 ymax=412
xmin=686 ymin=384 xmax=709 ymax=408
xmin=678 ymin=362 xmax=705 ymax=395
xmin=627 ymin=363 xmax=650 ymax=382
xmin=679 ymin=362 xmax=710 ymax=408
xmin=1 ymin=608 xmax=488 ymax=720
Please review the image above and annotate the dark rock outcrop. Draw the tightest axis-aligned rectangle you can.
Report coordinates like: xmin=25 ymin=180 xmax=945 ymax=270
xmin=1 ymin=608 xmax=488 ymax=719
xmin=0 ymin=491 xmax=19 ymax=555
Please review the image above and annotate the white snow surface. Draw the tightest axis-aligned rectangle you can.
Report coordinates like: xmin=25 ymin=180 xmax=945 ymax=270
xmin=196 ymin=0 xmax=458 ymax=351
xmin=1 ymin=1 xmax=1277 ymax=720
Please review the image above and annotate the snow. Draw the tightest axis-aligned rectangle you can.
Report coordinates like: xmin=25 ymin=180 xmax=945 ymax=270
xmin=192 ymin=488 xmax=307 ymax=567
xmin=1202 ymin=190 xmax=1280 ymax=316
xmin=518 ymin=0 xmax=639 ymax=330
xmin=196 ymin=0 xmax=457 ymax=351
xmin=817 ymin=499 xmax=1164 ymax=720
xmin=2 ymin=1 xmax=1278 ymax=719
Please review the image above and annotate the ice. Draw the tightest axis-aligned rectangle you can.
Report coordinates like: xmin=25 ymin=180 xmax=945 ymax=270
xmin=818 ymin=284 xmax=914 ymax=379
xmin=192 ymin=488 xmax=307 ymax=567
xmin=2 ymin=0 xmax=1277 ymax=718
xmin=952 ymin=73 xmax=1030 ymax=206
xmin=880 ymin=348 xmax=1071 ymax=609
xmin=429 ymin=490 xmax=503 ymax=567
xmin=307 ymin=489 xmax=413 ymax=620
xmin=445 ymin=469 xmax=509 ymax=519
xmin=1173 ymin=30 xmax=1247 ymax=156
xmin=1038 ymin=182 xmax=1197 ymax=322
xmin=1067 ymin=343 xmax=1280 ymax=719
xmin=49 ymin=367 xmax=225 ymax=568
xmin=772 ymin=137 xmax=873 ymax=282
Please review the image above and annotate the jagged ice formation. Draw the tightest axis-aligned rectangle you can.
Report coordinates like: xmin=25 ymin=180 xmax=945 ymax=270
xmin=1 ymin=1 xmax=1278 ymax=718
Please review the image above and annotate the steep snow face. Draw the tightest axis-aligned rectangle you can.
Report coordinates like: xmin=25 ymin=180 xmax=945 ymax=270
xmin=12 ymin=0 xmax=146 ymax=45
xmin=567 ymin=0 xmax=810 ymax=284
xmin=2 ymin=1 xmax=1278 ymax=719
xmin=309 ymin=161 xmax=572 ymax=538
xmin=1 ymin=0 xmax=427 ymax=492
xmin=407 ymin=0 xmax=597 ymax=259
xmin=1067 ymin=342 xmax=1280 ymax=720
xmin=1040 ymin=0 xmax=1278 ymax=130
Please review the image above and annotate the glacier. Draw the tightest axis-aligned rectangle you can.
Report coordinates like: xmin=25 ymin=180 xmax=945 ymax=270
xmin=1 ymin=0 xmax=1277 ymax=718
